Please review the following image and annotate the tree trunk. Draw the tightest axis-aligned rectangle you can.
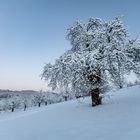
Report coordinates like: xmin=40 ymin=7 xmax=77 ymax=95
xmin=38 ymin=102 xmax=41 ymax=107
xmin=45 ymin=102 xmax=47 ymax=106
xmin=90 ymin=88 xmax=102 ymax=107
xmin=119 ymin=84 xmax=123 ymax=89
xmin=11 ymin=108 xmax=14 ymax=112
xmin=64 ymin=96 xmax=67 ymax=101
xmin=24 ymin=104 xmax=27 ymax=111
xmin=87 ymin=67 xmax=102 ymax=106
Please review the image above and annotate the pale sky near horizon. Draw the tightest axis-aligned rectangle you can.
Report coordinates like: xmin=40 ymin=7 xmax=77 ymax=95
xmin=0 ymin=0 xmax=140 ymax=91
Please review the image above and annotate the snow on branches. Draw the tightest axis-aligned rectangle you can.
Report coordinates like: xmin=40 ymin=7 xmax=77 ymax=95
xmin=42 ymin=16 xmax=140 ymax=106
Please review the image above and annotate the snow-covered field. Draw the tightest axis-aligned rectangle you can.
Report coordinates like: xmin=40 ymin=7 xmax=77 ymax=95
xmin=0 ymin=85 xmax=140 ymax=140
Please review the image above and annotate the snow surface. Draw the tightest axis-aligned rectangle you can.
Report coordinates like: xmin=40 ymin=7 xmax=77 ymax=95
xmin=0 ymin=85 xmax=140 ymax=140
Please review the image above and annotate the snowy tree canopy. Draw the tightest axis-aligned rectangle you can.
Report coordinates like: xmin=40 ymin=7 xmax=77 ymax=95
xmin=42 ymin=16 xmax=140 ymax=106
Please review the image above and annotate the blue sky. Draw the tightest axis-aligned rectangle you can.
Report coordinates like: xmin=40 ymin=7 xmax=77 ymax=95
xmin=0 ymin=0 xmax=140 ymax=90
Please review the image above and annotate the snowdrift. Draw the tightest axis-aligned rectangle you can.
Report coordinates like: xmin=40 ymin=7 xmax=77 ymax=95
xmin=0 ymin=85 xmax=140 ymax=140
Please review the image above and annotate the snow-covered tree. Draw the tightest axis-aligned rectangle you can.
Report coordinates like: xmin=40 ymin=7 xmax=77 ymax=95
xmin=7 ymin=96 xmax=21 ymax=112
xmin=42 ymin=16 xmax=140 ymax=106
xmin=33 ymin=91 xmax=46 ymax=107
xmin=21 ymin=95 xmax=29 ymax=111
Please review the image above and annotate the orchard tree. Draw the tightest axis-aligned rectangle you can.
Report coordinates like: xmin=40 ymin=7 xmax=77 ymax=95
xmin=7 ymin=96 xmax=21 ymax=112
xmin=33 ymin=91 xmax=46 ymax=107
xmin=42 ymin=16 xmax=140 ymax=106
xmin=22 ymin=95 xmax=29 ymax=111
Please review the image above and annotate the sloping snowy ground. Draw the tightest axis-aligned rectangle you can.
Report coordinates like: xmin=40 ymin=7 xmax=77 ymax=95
xmin=0 ymin=85 xmax=140 ymax=140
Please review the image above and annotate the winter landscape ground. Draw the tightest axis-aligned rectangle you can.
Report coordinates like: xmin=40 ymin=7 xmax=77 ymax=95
xmin=0 ymin=85 xmax=140 ymax=140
